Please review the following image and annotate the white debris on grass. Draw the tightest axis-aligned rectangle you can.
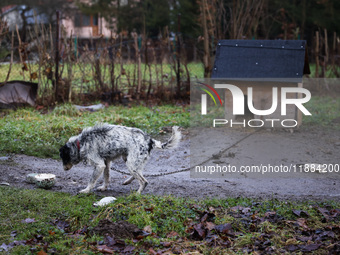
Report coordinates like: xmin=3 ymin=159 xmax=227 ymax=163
xmin=93 ymin=197 xmax=117 ymax=207
xmin=74 ymin=104 xmax=105 ymax=112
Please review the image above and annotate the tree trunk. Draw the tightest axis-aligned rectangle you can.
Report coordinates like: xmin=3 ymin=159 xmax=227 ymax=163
xmin=202 ymin=0 xmax=211 ymax=78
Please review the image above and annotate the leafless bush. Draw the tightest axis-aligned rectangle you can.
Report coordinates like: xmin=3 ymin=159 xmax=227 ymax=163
xmin=2 ymin=18 xmax=202 ymax=105
xmin=0 ymin=19 xmax=9 ymax=44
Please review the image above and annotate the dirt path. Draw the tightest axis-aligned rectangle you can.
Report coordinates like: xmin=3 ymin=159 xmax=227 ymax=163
xmin=0 ymin=127 xmax=339 ymax=201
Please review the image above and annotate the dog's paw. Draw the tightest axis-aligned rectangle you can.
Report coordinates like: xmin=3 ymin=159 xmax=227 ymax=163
xmin=136 ymin=182 xmax=148 ymax=194
xmin=122 ymin=180 xmax=130 ymax=185
xmin=123 ymin=176 xmax=134 ymax=185
xmin=97 ymin=185 xmax=107 ymax=191
xmin=79 ymin=188 xmax=91 ymax=193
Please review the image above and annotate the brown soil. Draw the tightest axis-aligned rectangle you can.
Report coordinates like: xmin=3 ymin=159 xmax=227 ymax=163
xmin=92 ymin=219 xmax=142 ymax=239
xmin=0 ymin=127 xmax=339 ymax=201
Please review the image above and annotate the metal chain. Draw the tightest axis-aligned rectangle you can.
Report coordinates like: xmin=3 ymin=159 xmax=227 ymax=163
xmin=110 ymin=166 xmax=191 ymax=177
xmin=110 ymin=129 xmax=259 ymax=177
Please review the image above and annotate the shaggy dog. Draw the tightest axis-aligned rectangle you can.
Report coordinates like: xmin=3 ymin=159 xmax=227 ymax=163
xmin=59 ymin=124 xmax=181 ymax=194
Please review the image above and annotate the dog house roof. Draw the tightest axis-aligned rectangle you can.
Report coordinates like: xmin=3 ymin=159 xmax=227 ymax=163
xmin=212 ymin=40 xmax=310 ymax=81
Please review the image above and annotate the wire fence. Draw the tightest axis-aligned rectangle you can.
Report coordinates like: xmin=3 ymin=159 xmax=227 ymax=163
xmin=0 ymin=21 xmax=205 ymax=105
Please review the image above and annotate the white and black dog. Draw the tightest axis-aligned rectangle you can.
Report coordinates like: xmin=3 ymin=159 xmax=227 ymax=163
xmin=59 ymin=124 xmax=181 ymax=194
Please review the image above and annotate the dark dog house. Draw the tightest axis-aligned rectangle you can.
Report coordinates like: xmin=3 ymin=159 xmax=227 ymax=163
xmin=212 ymin=40 xmax=310 ymax=127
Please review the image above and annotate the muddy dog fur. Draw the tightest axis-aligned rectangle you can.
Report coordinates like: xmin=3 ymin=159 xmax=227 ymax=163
xmin=59 ymin=124 xmax=181 ymax=194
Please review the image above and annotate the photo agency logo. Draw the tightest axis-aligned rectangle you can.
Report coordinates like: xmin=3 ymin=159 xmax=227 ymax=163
xmin=197 ymin=82 xmax=312 ymax=128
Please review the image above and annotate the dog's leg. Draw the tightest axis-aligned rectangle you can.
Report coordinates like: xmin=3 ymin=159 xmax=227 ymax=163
xmin=135 ymin=171 xmax=148 ymax=194
xmin=97 ymin=159 xmax=111 ymax=191
xmin=123 ymin=176 xmax=135 ymax=185
xmin=126 ymin=153 xmax=148 ymax=194
xmin=121 ymin=154 xmax=134 ymax=186
xmin=79 ymin=160 xmax=105 ymax=193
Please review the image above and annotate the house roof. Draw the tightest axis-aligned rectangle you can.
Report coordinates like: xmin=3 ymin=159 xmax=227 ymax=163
xmin=212 ymin=40 xmax=310 ymax=81
xmin=1 ymin=5 xmax=49 ymax=24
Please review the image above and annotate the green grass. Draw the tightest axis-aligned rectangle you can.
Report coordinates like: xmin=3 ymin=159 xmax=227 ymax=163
xmin=190 ymin=102 xmax=226 ymax=128
xmin=1 ymin=95 xmax=337 ymax=160
xmin=303 ymin=95 xmax=340 ymax=127
xmin=0 ymin=187 xmax=100 ymax=254
xmin=190 ymin=95 xmax=340 ymax=129
xmin=0 ymin=62 xmax=204 ymax=85
xmin=0 ymin=186 xmax=339 ymax=254
xmin=0 ymin=104 xmax=189 ymax=158
xmin=308 ymin=63 xmax=340 ymax=78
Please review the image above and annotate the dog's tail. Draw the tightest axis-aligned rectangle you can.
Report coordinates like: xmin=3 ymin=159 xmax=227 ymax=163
xmin=153 ymin=126 xmax=181 ymax=150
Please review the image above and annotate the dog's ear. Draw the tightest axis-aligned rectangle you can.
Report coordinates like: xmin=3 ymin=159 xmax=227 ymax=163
xmin=59 ymin=144 xmax=69 ymax=154
xmin=59 ymin=144 xmax=71 ymax=163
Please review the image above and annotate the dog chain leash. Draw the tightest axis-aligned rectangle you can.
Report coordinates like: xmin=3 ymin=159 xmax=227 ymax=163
xmin=110 ymin=130 xmax=259 ymax=178
xmin=110 ymin=165 xmax=191 ymax=177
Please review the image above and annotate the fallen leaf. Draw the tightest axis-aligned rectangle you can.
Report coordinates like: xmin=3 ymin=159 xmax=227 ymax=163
xmin=104 ymin=235 xmax=116 ymax=247
xmin=206 ymin=221 xmax=216 ymax=231
xmin=297 ymin=235 xmax=312 ymax=242
xmin=208 ymin=206 xmax=216 ymax=213
xmin=53 ymin=219 xmax=70 ymax=232
xmin=317 ymin=207 xmax=330 ymax=221
xmin=96 ymin=245 xmax=114 ymax=254
xmin=296 ymin=218 xmax=309 ymax=230
xmin=300 ymin=243 xmax=321 ymax=252
xmin=144 ymin=206 xmax=154 ymax=212
xmin=193 ymin=223 xmax=206 ymax=239
xmin=37 ymin=250 xmax=48 ymax=255
xmin=292 ymin=209 xmax=309 ymax=217
xmin=285 ymin=238 xmax=298 ymax=245
xmin=329 ymin=208 xmax=340 ymax=218
xmin=264 ymin=211 xmax=276 ymax=218
xmin=123 ymin=245 xmax=135 ymax=253
xmin=161 ymin=241 xmax=172 ymax=247
xmin=200 ymin=212 xmax=215 ymax=222
xmin=230 ymin=205 xmax=244 ymax=212
xmin=166 ymin=231 xmax=179 ymax=238
xmin=215 ymin=223 xmax=233 ymax=235
xmin=136 ymin=231 xmax=151 ymax=240
xmin=201 ymin=213 xmax=208 ymax=222
xmin=148 ymin=247 xmax=157 ymax=255
xmin=205 ymin=233 xmax=219 ymax=244
xmin=143 ymin=225 xmax=152 ymax=233
xmin=285 ymin=245 xmax=299 ymax=252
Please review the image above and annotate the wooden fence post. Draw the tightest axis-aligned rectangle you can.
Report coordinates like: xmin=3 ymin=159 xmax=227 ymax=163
xmin=4 ymin=31 xmax=14 ymax=83
xmin=55 ymin=10 xmax=60 ymax=102
xmin=315 ymin=31 xmax=319 ymax=78
xmin=176 ymin=13 xmax=181 ymax=98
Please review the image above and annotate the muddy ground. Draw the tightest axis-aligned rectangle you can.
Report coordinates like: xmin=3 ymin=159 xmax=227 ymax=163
xmin=0 ymin=127 xmax=339 ymax=201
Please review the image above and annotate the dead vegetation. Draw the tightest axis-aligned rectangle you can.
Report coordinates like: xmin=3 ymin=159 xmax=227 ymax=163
xmin=1 ymin=19 xmax=201 ymax=106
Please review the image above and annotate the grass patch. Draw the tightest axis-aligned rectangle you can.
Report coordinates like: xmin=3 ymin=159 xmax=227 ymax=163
xmin=0 ymin=62 xmax=204 ymax=96
xmin=191 ymin=95 xmax=340 ymax=129
xmin=0 ymin=104 xmax=189 ymax=158
xmin=303 ymin=96 xmax=340 ymax=128
xmin=0 ymin=187 xmax=339 ymax=254
xmin=308 ymin=63 xmax=340 ymax=78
